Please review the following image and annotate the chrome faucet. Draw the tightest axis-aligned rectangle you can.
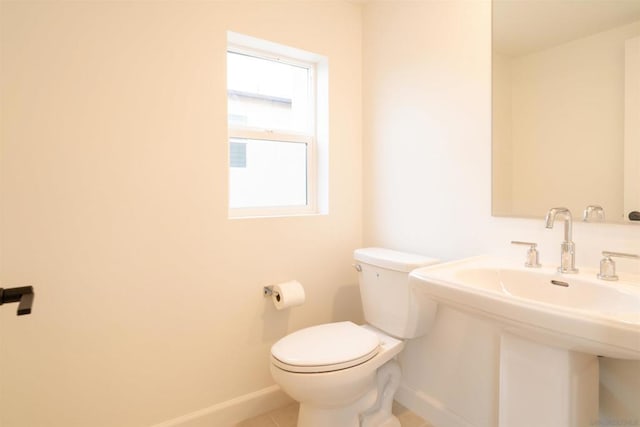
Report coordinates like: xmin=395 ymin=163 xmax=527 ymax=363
xmin=545 ymin=207 xmax=579 ymax=274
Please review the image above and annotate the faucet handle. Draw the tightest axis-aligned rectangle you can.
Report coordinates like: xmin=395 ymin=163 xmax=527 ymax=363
xmin=597 ymin=251 xmax=640 ymax=281
xmin=511 ymin=241 xmax=542 ymax=268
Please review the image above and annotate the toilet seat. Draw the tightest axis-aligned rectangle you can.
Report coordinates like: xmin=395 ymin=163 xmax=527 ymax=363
xmin=271 ymin=321 xmax=380 ymax=373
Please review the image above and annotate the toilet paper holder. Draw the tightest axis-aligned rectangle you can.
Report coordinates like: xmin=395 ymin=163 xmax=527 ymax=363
xmin=263 ymin=286 xmax=281 ymax=302
xmin=264 ymin=281 xmax=306 ymax=310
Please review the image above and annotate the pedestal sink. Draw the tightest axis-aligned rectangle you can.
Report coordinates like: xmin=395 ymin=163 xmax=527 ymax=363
xmin=409 ymin=256 xmax=640 ymax=427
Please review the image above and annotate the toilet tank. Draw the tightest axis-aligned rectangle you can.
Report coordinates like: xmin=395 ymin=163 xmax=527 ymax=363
xmin=354 ymin=248 xmax=439 ymax=339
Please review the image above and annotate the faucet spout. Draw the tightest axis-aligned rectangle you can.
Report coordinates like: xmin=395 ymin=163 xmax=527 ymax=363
xmin=545 ymin=207 xmax=578 ymax=274
xmin=545 ymin=207 xmax=572 ymax=241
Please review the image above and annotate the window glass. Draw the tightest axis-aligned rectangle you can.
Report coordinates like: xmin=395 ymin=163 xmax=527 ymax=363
xmin=229 ymin=138 xmax=308 ymax=209
xmin=227 ymin=51 xmax=311 ymax=134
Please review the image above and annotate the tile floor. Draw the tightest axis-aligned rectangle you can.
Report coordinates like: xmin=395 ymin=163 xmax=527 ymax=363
xmin=234 ymin=401 xmax=433 ymax=427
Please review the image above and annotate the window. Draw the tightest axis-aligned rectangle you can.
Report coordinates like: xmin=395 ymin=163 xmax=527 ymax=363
xmin=227 ymin=32 xmax=327 ymax=218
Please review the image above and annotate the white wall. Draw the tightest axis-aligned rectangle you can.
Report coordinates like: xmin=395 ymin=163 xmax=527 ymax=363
xmin=363 ymin=1 xmax=640 ymax=426
xmin=0 ymin=2 xmax=363 ymax=426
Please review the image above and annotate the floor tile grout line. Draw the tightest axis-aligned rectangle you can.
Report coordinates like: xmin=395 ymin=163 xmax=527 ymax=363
xmin=269 ymin=414 xmax=281 ymax=427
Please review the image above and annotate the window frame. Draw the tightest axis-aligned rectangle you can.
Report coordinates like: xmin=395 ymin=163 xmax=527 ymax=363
xmin=227 ymin=44 xmax=318 ymax=218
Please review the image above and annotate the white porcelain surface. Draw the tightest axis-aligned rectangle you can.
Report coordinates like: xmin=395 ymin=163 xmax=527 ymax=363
xmin=271 ymin=321 xmax=380 ymax=373
xmin=271 ymin=325 xmax=404 ymax=407
xmin=356 ymin=248 xmax=440 ymax=339
xmin=498 ymin=332 xmax=599 ymax=427
xmin=271 ymin=326 xmax=404 ymax=427
xmin=354 ymin=247 xmax=439 ymax=273
xmin=410 ymin=256 xmax=640 ymax=359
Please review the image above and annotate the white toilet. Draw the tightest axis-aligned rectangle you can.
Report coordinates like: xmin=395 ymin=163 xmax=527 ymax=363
xmin=270 ymin=247 xmax=439 ymax=427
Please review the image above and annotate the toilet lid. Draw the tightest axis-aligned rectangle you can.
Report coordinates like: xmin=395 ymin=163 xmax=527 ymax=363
xmin=271 ymin=321 xmax=380 ymax=373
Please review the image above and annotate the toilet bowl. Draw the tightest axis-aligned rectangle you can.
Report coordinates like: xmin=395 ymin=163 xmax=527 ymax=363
xmin=270 ymin=248 xmax=439 ymax=427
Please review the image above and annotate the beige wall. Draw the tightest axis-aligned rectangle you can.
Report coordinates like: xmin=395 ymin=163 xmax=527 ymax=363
xmin=363 ymin=1 xmax=640 ymax=425
xmin=0 ymin=2 xmax=362 ymax=426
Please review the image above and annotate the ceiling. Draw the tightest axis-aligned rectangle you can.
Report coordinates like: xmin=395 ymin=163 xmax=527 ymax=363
xmin=493 ymin=0 xmax=640 ymax=56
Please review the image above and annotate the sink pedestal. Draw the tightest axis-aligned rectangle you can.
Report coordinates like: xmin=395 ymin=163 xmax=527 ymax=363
xmin=499 ymin=333 xmax=599 ymax=427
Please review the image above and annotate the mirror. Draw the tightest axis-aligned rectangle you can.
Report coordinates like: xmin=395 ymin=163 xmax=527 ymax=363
xmin=492 ymin=0 xmax=640 ymax=224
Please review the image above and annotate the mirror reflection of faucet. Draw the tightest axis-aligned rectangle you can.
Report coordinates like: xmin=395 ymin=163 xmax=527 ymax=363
xmin=583 ymin=205 xmax=605 ymax=222
xmin=545 ymin=207 xmax=579 ymax=274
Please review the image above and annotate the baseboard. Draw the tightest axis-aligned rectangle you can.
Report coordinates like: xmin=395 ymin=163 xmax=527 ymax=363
xmin=151 ymin=385 xmax=294 ymax=427
xmin=395 ymin=383 xmax=475 ymax=427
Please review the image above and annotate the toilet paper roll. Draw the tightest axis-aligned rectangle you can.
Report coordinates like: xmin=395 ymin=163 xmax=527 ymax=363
xmin=272 ymin=280 xmax=306 ymax=310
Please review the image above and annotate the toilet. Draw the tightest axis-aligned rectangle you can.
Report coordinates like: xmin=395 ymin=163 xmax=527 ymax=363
xmin=270 ymin=247 xmax=439 ymax=427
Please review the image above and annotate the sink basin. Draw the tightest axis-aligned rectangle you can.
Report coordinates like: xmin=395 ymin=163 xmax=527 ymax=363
xmin=410 ymin=256 xmax=640 ymax=359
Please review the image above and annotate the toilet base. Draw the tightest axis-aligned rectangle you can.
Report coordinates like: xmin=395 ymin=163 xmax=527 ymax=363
xmin=297 ymin=387 xmax=377 ymax=427
xmin=298 ymin=409 xmax=400 ymax=427
xmin=361 ymin=360 xmax=402 ymax=427
xmin=296 ymin=360 xmax=402 ymax=427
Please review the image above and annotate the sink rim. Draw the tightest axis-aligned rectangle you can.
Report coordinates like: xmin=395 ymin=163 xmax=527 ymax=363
xmin=434 ymin=257 xmax=639 ymax=323
xmin=409 ymin=255 xmax=640 ymax=359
